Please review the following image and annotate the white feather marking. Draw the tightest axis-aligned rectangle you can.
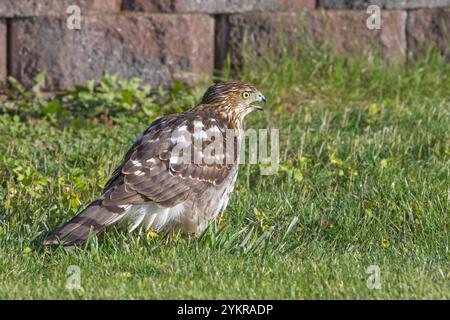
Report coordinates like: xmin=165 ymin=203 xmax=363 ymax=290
xmin=197 ymin=151 xmax=204 ymax=158
xmin=124 ymin=202 xmax=187 ymax=232
xmin=126 ymin=207 xmax=147 ymax=232
xmin=134 ymin=170 xmax=145 ymax=176
xmin=169 ymin=155 xmax=180 ymax=164
xmin=131 ymin=160 xmax=141 ymax=167
xmin=170 ymin=134 xmax=191 ymax=147
xmin=168 ymin=202 xmax=185 ymax=220
xmin=215 ymin=153 xmax=224 ymax=164
xmin=193 ymin=130 xmax=208 ymax=140
xmin=194 ymin=120 xmax=204 ymax=129
xmin=152 ymin=209 xmax=169 ymax=231
xmin=209 ymin=126 xmax=221 ymax=134
xmin=143 ymin=213 xmax=157 ymax=230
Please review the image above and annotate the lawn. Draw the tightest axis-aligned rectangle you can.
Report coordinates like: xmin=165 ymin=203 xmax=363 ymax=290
xmin=0 ymin=46 xmax=448 ymax=299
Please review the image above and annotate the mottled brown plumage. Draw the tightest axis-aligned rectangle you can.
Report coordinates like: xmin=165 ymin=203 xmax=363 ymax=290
xmin=44 ymin=80 xmax=266 ymax=247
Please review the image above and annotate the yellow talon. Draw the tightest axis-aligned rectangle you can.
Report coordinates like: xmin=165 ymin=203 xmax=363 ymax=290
xmin=145 ymin=230 xmax=159 ymax=240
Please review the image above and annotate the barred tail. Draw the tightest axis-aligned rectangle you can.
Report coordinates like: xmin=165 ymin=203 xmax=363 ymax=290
xmin=43 ymin=200 xmax=125 ymax=247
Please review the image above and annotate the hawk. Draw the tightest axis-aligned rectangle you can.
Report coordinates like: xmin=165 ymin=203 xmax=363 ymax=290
xmin=44 ymin=80 xmax=266 ymax=247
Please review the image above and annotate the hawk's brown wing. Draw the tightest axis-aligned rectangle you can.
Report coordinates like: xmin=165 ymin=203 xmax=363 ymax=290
xmin=102 ymin=111 xmax=237 ymax=208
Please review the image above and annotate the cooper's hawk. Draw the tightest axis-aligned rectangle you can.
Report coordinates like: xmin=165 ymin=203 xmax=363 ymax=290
xmin=44 ymin=80 xmax=266 ymax=247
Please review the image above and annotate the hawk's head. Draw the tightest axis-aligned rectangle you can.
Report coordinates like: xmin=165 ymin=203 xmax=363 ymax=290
xmin=199 ymin=80 xmax=266 ymax=125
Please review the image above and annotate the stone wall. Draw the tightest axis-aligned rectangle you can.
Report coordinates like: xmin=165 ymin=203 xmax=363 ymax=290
xmin=0 ymin=0 xmax=449 ymax=90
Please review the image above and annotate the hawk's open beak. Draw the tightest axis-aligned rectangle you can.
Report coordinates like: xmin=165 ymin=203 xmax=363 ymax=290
xmin=254 ymin=94 xmax=266 ymax=111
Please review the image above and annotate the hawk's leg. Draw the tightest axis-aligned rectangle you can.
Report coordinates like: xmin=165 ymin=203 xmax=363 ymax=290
xmin=165 ymin=231 xmax=174 ymax=245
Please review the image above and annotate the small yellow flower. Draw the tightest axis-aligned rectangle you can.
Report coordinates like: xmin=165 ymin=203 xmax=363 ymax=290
xmin=381 ymin=238 xmax=390 ymax=249
xmin=146 ymin=230 xmax=159 ymax=240
xmin=119 ymin=272 xmax=132 ymax=278
xmin=23 ymin=247 xmax=32 ymax=254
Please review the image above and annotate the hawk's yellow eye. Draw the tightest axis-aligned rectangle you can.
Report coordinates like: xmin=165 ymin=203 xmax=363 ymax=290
xmin=242 ymin=92 xmax=250 ymax=99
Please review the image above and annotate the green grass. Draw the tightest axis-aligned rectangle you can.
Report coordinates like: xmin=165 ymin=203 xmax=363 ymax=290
xmin=0 ymin=46 xmax=448 ymax=299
